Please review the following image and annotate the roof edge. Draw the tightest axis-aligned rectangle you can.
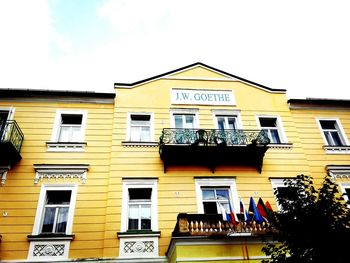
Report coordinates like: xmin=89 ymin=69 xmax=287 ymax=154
xmin=114 ymin=62 xmax=286 ymax=93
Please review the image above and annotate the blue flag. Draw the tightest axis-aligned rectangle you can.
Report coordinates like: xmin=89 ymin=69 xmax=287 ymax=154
xmin=249 ymin=197 xmax=264 ymax=224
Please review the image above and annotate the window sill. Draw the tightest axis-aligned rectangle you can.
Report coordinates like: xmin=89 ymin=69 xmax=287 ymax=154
xmin=117 ymin=230 xmax=161 ymax=238
xmin=46 ymin=142 xmax=86 ymax=152
xmin=324 ymin=145 xmax=350 ymax=154
xmin=27 ymin=234 xmax=75 ymax=241
xmin=267 ymin=143 xmax=293 ymax=149
xmin=122 ymin=141 xmax=159 ymax=147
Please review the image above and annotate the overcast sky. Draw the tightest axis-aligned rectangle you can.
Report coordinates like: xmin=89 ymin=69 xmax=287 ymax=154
xmin=0 ymin=0 xmax=349 ymax=99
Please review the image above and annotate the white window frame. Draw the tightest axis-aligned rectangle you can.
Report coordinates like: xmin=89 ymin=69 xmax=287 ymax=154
xmin=121 ymin=179 xmax=158 ymax=232
xmin=256 ymin=115 xmax=287 ymax=143
xmin=212 ymin=109 xmax=243 ymax=129
xmin=339 ymin=182 xmax=350 ymax=206
xmin=195 ymin=178 xmax=239 ymax=214
xmin=126 ymin=112 xmax=154 ymax=142
xmin=316 ymin=118 xmax=349 ymax=146
xmin=50 ymin=110 xmax=87 ymax=143
xmin=32 ymin=184 xmax=78 ymax=235
xmin=270 ymin=178 xmax=297 ymax=211
xmin=170 ymin=108 xmax=199 ymax=129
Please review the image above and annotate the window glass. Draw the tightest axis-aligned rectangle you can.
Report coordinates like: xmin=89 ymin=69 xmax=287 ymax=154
xmin=41 ymin=190 xmax=71 ymax=234
xmin=201 ymin=188 xmax=230 ymax=214
xmin=319 ymin=120 xmax=344 ymax=146
xmin=128 ymin=188 xmax=152 ymax=230
xmin=216 ymin=115 xmax=237 ymax=130
xmin=174 ymin=114 xmax=195 ymax=129
xmin=130 ymin=114 xmax=151 ymax=141
xmin=58 ymin=114 xmax=83 ymax=142
xmin=259 ymin=117 xmax=281 ymax=143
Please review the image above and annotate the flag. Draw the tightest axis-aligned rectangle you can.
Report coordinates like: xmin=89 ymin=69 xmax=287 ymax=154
xmin=249 ymin=197 xmax=264 ymax=224
xmin=265 ymin=200 xmax=274 ymax=219
xmin=229 ymin=202 xmax=239 ymax=225
xmin=219 ymin=203 xmax=227 ymax=221
xmin=240 ymin=198 xmax=250 ymax=223
xmin=257 ymin=198 xmax=269 ymax=221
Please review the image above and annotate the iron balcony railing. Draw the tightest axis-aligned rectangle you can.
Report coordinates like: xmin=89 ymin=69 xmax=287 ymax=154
xmin=159 ymin=128 xmax=270 ymax=146
xmin=0 ymin=120 xmax=24 ymax=152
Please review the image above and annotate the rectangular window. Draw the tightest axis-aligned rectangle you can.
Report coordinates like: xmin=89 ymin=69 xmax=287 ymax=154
xmin=51 ymin=110 xmax=87 ymax=143
xmin=319 ymin=120 xmax=345 ymax=146
xmin=32 ymin=185 xmax=77 ymax=236
xmin=258 ymin=117 xmax=283 ymax=143
xmin=271 ymin=179 xmax=298 ymax=210
xmin=216 ymin=115 xmax=237 ymax=130
xmin=129 ymin=114 xmax=151 ymax=141
xmin=58 ymin=114 xmax=83 ymax=142
xmin=41 ymin=190 xmax=71 ymax=233
xmin=121 ymin=179 xmax=158 ymax=232
xmin=202 ymin=187 xmax=230 ymax=214
xmin=174 ymin=114 xmax=195 ymax=129
xmin=128 ymin=188 xmax=152 ymax=230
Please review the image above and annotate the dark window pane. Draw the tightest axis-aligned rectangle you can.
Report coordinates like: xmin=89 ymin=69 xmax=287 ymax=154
xmin=141 ymin=219 xmax=151 ymax=230
xmin=345 ymin=188 xmax=350 ymax=199
xmin=129 ymin=188 xmax=152 ymax=200
xmin=320 ymin=120 xmax=336 ymax=129
xmin=61 ymin=114 xmax=82 ymax=125
xmin=259 ymin=118 xmax=277 ymax=127
xmin=46 ymin=191 xmax=71 ymax=205
xmin=55 ymin=207 xmax=68 ymax=233
xmin=42 ymin=207 xmax=56 ymax=233
xmin=128 ymin=219 xmax=139 ymax=230
xmin=203 ymin=202 xmax=217 ymax=214
xmin=277 ymin=187 xmax=298 ymax=200
xmin=270 ymin=130 xmax=281 ymax=143
xmin=131 ymin=114 xmax=150 ymax=121
xmin=331 ymin=132 xmax=343 ymax=146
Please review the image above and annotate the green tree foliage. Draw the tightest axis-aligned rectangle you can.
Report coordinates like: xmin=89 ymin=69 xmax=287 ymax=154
xmin=262 ymin=174 xmax=350 ymax=263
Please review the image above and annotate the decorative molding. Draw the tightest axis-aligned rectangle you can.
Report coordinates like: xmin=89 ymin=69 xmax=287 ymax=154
xmin=0 ymin=165 xmax=10 ymax=185
xmin=119 ymin=236 xmax=159 ymax=258
xmin=324 ymin=145 xmax=350 ymax=154
xmin=28 ymin=240 xmax=71 ymax=261
xmin=268 ymin=143 xmax=293 ymax=149
xmin=46 ymin=142 xmax=86 ymax=152
xmin=122 ymin=141 xmax=158 ymax=148
xmin=33 ymin=164 xmax=89 ymax=184
xmin=326 ymin=165 xmax=350 ymax=179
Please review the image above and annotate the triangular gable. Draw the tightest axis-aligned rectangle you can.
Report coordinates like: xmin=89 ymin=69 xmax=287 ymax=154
xmin=169 ymin=65 xmax=233 ymax=80
xmin=114 ymin=62 xmax=286 ymax=94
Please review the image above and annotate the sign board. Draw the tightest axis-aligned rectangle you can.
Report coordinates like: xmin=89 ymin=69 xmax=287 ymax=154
xmin=171 ymin=88 xmax=235 ymax=106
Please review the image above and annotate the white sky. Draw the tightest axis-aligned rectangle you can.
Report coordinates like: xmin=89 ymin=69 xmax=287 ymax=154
xmin=0 ymin=0 xmax=350 ymax=99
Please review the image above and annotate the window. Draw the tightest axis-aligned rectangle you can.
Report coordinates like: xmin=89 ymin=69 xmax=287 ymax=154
xmin=170 ymin=109 xmax=198 ymax=129
xmin=270 ymin=179 xmax=298 ymax=210
xmin=127 ymin=114 xmax=153 ymax=142
xmin=318 ymin=119 xmax=347 ymax=146
xmin=202 ymin=188 xmax=231 ymax=214
xmin=32 ymin=185 xmax=78 ymax=235
xmin=121 ymin=179 xmax=158 ymax=232
xmin=128 ymin=188 xmax=152 ymax=230
xmin=258 ymin=116 xmax=286 ymax=144
xmin=51 ymin=110 xmax=87 ymax=143
xmin=216 ymin=116 xmax=237 ymax=130
xmin=195 ymin=178 xmax=239 ymax=214
xmin=341 ymin=185 xmax=350 ymax=204
xmin=41 ymin=190 xmax=71 ymax=233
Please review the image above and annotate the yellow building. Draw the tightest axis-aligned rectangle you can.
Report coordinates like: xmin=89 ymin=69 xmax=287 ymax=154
xmin=0 ymin=63 xmax=349 ymax=262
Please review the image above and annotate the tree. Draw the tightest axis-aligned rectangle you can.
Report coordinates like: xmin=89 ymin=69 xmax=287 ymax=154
xmin=262 ymin=174 xmax=350 ymax=263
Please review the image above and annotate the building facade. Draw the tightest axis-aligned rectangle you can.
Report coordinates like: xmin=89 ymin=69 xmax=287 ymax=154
xmin=0 ymin=63 xmax=349 ymax=262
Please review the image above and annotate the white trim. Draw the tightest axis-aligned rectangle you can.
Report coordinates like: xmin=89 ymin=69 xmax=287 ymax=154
xmin=212 ymin=109 xmax=243 ymax=129
xmin=256 ymin=115 xmax=288 ymax=143
xmin=0 ymin=165 xmax=11 ymax=185
xmin=50 ymin=110 xmax=87 ymax=143
xmin=121 ymin=179 xmax=158 ymax=232
xmin=169 ymin=108 xmax=199 ymax=128
xmin=316 ymin=117 xmax=349 ymax=146
xmin=33 ymin=164 xmax=89 ymax=184
xmin=194 ymin=178 xmax=239 ymax=214
xmin=126 ymin=112 xmax=154 ymax=142
xmin=32 ymin=184 xmax=78 ymax=235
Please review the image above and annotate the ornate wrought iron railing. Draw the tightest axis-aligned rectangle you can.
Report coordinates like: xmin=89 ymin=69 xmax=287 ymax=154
xmin=159 ymin=128 xmax=270 ymax=146
xmin=0 ymin=120 xmax=24 ymax=152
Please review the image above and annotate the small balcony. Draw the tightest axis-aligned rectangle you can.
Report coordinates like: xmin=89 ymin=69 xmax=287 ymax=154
xmin=172 ymin=213 xmax=271 ymax=237
xmin=159 ymin=128 xmax=270 ymax=173
xmin=0 ymin=120 xmax=24 ymax=166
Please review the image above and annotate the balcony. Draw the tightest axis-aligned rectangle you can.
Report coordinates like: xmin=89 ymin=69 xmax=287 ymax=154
xmin=172 ymin=213 xmax=271 ymax=237
xmin=159 ymin=128 xmax=270 ymax=173
xmin=0 ymin=120 xmax=24 ymax=166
